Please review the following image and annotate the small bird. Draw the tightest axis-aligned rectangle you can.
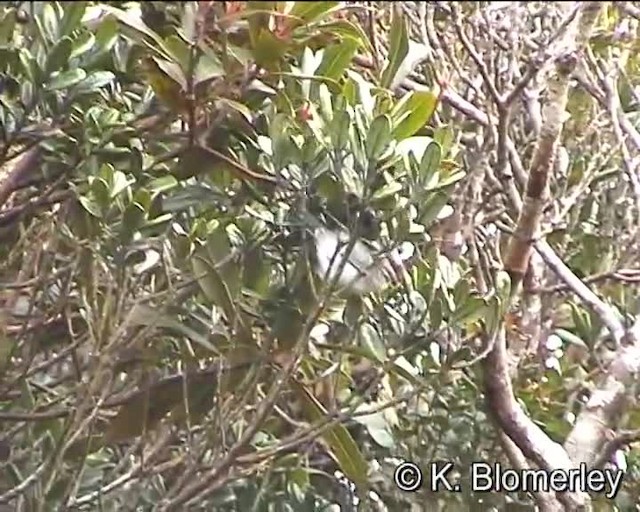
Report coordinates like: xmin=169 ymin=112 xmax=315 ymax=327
xmin=312 ymin=226 xmax=413 ymax=295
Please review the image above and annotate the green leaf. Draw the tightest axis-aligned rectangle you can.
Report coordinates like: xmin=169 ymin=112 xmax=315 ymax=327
xmin=78 ymin=196 xmax=102 ymax=218
xmin=330 ymin=109 xmax=351 ymax=150
xmin=380 ymin=6 xmax=409 ymax=89
xmin=163 ymin=34 xmax=190 ymax=67
xmin=243 ymin=247 xmax=271 ymax=296
xmin=149 ymin=176 xmax=178 ymax=194
xmin=195 ymin=48 xmax=224 ymax=84
xmin=47 ymin=68 xmax=87 ymax=90
xmin=420 ymin=142 xmax=442 ymax=184
xmin=103 ymin=6 xmax=172 ymax=60
xmin=95 ymin=17 xmax=118 ymax=52
xmin=392 ymin=91 xmax=439 ymax=140
xmin=128 ymin=304 xmax=221 ymax=355
xmin=61 ymin=2 xmax=87 ymax=36
xmin=352 ymin=409 xmax=395 ymax=448
xmin=417 ymin=191 xmax=448 ymax=226
xmin=289 ymin=2 xmax=341 ymax=23
xmin=372 ymin=178 xmax=403 ymax=201
xmin=216 ymin=98 xmax=252 ymax=123
xmin=42 ymin=3 xmax=60 ymax=42
xmin=316 ymin=40 xmax=359 ymax=82
xmin=46 ymin=37 xmax=73 ymax=74
xmin=120 ymin=203 xmax=146 ymax=242
xmin=0 ymin=10 xmax=16 ymax=44
xmin=295 ymin=383 xmax=369 ymax=487
xmin=358 ymin=323 xmax=386 ymax=362
xmin=152 ymin=57 xmax=187 ymax=90
xmin=321 ymin=20 xmax=372 ymax=53
xmin=452 ymin=296 xmax=488 ymax=326
xmin=554 ymin=328 xmax=588 ymax=349
xmin=433 ymin=125 xmax=456 ymax=156
xmin=134 ymin=189 xmax=152 ymax=212
xmin=345 ymin=70 xmax=375 ymax=116
xmin=365 ymin=115 xmax=391 ymax=160
xmin=569 ymin=302 xmax=592 ymax=340
xmin=483 ymin=296 xmax=502 ymax=335
xmin=192 ymin=251 xmax=241 ymax=327
xmin=318 ymin=84 xmax=333 ymax=121
xmin=251 ymin=27 xmax=288 ymax=70
xmin=73 ymin=71 xmax=116 ymax=94
xmin=90 ymin=177 xmax=110 ymax=213
xmin=0 ymin=333 xmax=16 ymax=373
xmin=70 ymin=31 xmax=95 ymax=60
xmin=428 ymin=170 xmax=465 ymax=191
xmin=495 ymin=270 xmax=512 ymax=306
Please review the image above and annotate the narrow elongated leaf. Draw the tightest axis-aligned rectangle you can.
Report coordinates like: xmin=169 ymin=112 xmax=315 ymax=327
xmin=420 ymin=141 xmax=442 ymax=186
xmin=289 ymin=2 xmax=341 ymax=23
xmin=554 ymin=328 xmax=589 ymax=349
xmin=295 ymin=382 xmax=369 ymax=487
xmin=70 ymin=31 xmax=95 ymax=59
xmin=47 ymin=68 xmax=86 ymax=90
xmin=427 ymin=170 xmax=465 ymax=191
xmin=61 ymin=2 xmax=87 ymax=36
xmin=392 ymin=91 xmax=439 ymax=140
xmin=102 ymin=6 xmax=172 ymax=60
xmin=380 ymin=6 xmax=409 ymax=88
xmin=330 ymin=109 xmax=351 ymax=150
xmin=316 ymin=40 xmax=359 ymax=82
xmin=73 ymin=71 xmax=115 ymax=94
xmin=358 ymin=323 xmax=386 ymax=362
xmin=41 ymin=3 xmax=60 ymax=42
xmin=127 ymin=304 xmax=221 ymax=354
xmin=321 ymin=20 xmax=372 ymax=53
xmin=365 ymin=115 xmax=391 ymax=160
xmin=192 ymin=252 xmax=243 ymax=331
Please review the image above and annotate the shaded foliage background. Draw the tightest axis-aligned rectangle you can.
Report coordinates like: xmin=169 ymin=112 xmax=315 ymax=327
xmin=0 ymin=2 xmax=639 ymax=511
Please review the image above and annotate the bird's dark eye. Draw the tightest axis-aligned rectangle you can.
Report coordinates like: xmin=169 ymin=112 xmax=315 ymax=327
xmin=346 ymin=192 xmax=359 ymax=206
xmin=359 ymin=209 xmax=380 ymax=239
xmin=360 ymin=209 xmax=375 ymax=230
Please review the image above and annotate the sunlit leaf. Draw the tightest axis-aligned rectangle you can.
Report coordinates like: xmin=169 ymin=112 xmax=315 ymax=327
xmin=289 ymin=2 xmax=341 ymax=25
xmin=380 ymin=6 xmax=409 ymax=89
xmin=352 ymin=409 xmax=395 ymax=448
xmin=70 ymin=31 xmax=95 ymax=59
xmin=358 ymin=323 xmax=386 ymax=362
xmin=392 ymin=90 xmax=439 ymax=140
xmin=73 ymin=71 xmax=116 ymax=94
xmin=316 ymin=40 xmax=359 ymax=82
xmin=47 ymin=68 xmax=87 ymax=90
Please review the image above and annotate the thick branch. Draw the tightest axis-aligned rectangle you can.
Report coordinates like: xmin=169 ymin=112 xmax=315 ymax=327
xmin=483 ymin=3 xmax=604 ymax=510
xmin=565 ymin=319 xmax=640 ymax=465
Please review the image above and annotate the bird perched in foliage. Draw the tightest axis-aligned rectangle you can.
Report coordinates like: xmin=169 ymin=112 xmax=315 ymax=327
xmin=312 ymin=226 xmax=413 ymax=296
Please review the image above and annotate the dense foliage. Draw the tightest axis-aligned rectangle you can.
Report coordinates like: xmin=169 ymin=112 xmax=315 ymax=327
xmin=1 ymin=2 xmax=640 ymax=511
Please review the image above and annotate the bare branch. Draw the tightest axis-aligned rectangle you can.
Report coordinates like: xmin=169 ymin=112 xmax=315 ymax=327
xmin=535 ymin=240 xmax=626 ymax=344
